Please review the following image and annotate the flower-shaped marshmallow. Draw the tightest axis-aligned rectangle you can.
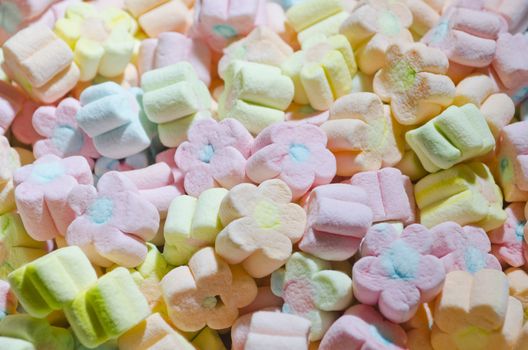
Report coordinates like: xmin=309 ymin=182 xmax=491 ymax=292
xmin=161 ymin=247 xmax=257 ymax=332
xmin=215 ymin=179 xmax=307 ymax=278
xmin=246 ymin=123 xmax=336 ymax=201
xmin=0 ymin=136 xmax=19 ymax=215
xmin=492 ymin=32 xmax=528 ymax=94
xmin=319 ymin=304 xmax=408 ymax=350
xmin=54 ymin=2 xmax=137 ymax=82
xmin=373 ymin=42 xmax=455 ymax=125
xmin=353 ymin=223 xmax=445 ymax=323
xmin=66 ymin=171 xmax=159 ymax=268
xmin=340 ymin=0 xmax=413 ymax=75
xmin=430 ymin=221 xmax=501 ymax=273
xmin=271 ymin=252 xmax=353 ymax=341
xmin=175 ymin=118 xmax=253 ymax=196
xmin=32 ymin=98 xmax=100 ymax=167
xmin=14 ymin=154 xmax=92 ymax=241
xmin=489 ymin=203 xmax=528 ymax=268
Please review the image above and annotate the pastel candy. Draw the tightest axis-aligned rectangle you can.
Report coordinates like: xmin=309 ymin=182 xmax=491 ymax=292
xmin=239 ymin=286 xmax=283 ymax=315
xmin=321 ymin=92 xmax=404 ymax=176
xmin=430 ymin=222 xmax=501 ymax=273
xmin=319 ymin=304 xmax=408 ymax=350
xmin=7 ymin=246 xmax=97 ymax=318
xmin=76 ymin=82 xmax=153 ymax=159
xmin=191 ymin=0 xmax=267 ymax=52
xmin=10 ymin=99 xmax=42 ymax=145
xmin=486 ymin=0 xmax=528 ymax=33
xmin=350 ymin=167 xmax=416 ymax=225
xmin=0 ymin=81 xmax=25 ymax=134
xmin=246 ymin=122 xmax=336 ymax=200
xmin=488 ymin=203 xmax=528 ymax=268
xmin=94 ymin=151 xmax=151 ymax=181
xmin=32 ymin=97 xmax=100 ymax=167
xmin=271 ymin=252 xmax=353 ymax=341
xmin=339 ymin=0 xmax=413 ymax=75
xmin=125 ymin=0 xmax=192 ymax=38
xmin=231 ymin=310 xmax=311 ymax=350
xmin=494 ymin=121 xmax=528 ymax=202
xmin=0 ymin=314 xmax=74 ymax=350
xmin=64 ymin=267 xmax=151 ymax=348
xmin=506 ymin=267 xmax=528 ymax=309
xmin=516 ymin=322 xmax=528 ymax=350
xmin=161 ymin=247 xmax=257 ymax=331
xmin=0 ymin=280 xmax=16 ymax=319
xmin=373 ymin=42 xmax=455 ymax=125
xmin=298 ymin=183 xmax=373 ymax=261
xmin=163 ymin=188 xmax=228 ymax=266
xmin=0 ymin=136 xmax=20 ymax=215
xmin=395 ymin=149 xmax=428 ymax=182
xmin=219 ymin=60 xmax=294 ymax=135
xmin=491 ymin=33 xmax=528 ymax=93
xmin=353 ymin=223 xmax=445 ymax=323
xmin=66 ymin=171 xmax=160 ymax=268
xmin=454 ymin=74 xmax=515 ymax=137
xmin=138 ymin=32 xmax=211 ymax=86
xmin=215 ymin=179 xmax=307 ymax=278
xmin=285 ymin=103 xmax=330 ymax=125
xmin=191 ymin=327 xmax=226 ymax=350
xmin=118 ymin=313 xmax=194 ymax=350
xmin=286 ymin=0 xmax=348 ymax=44
xmin=281 ymin=34 xmax=357 ymax=111
xmin=431 ymin=269 xmax=523 ymax=350
xmin=405 ymin=104 xmax=495 ymax=173
xmin=2 ymin=24 xmax=80 ymax=103
xmin=0 ymin=337 xmax=34 ymax=350
xmin=414 ymin=162 xmax=506 ymax=231
xmin=218 ymin=26 xmax=293 ymax=79
xmin=0 ymin=213 xmax=48 ymax=279
xmin=175 ymin=118 xmax=253 ymax=196
xmin=14 ymin=154 xmax=93 ymax=240
xmin=141 ymin=63 xmax=212 ymax=148
xmin=406 ymin=0 xmax=443 ymax=37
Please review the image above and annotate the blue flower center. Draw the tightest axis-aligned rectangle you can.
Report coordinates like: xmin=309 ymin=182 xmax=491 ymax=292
xmin=380 ymin=240 xmax=419 ymax=280
xmin=464 ymin=246 xmax=486 ymax=274
xmin=431 ymin=20 xmax=449 ymax=43
xmin=87 ymin=197 xmax=114 ymax=224
xmin=199 ymin=144 xmax=215 ymax=163
xmin=52 ymin=125 xmax=84 ymax=153
xmin=31 ymin=162 xmax=64 ymax=184
xmin=213 ymin=24 xmax=237 ymax=39
xmin=289 ymin=144 xmax=310 ymax=162
xmin=516 ymin=221 xmax=526 ymax=242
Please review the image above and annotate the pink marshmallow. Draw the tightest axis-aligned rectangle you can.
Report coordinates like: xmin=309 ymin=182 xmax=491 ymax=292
xmin=354 ymin=223 xmax=445 ymax=323
xmin=350 ymin=167 xmax=416 ymax=225
xmin=0 ymin=81 xmax=25 ymax=134
xmin=66 ymin=171 xmax=160 ymax=268
xmin=175 ymin=118 xmax=253 ymax=197
xmin=319 ymin=304 xmax=408 ymax=350
xmin=246 ymin=122 xmax=336 ymax=201
xmin=491 ymin=32 xmax=528 ymax=93
xmin=239 ymin=287 xmax=283 ymax=316
xmin=489 ymin=203 xmax=528 ymax=268
xmin=11 ymin=99 xmax=42 ymax=145
xmin=155 ymin=148 xmax=185 ymax=192
xmin=138 ymin=32 xmax=211 ymax=86
xmin=0 ymin=280 xmax=17 ymax=319
xmin=298 ymin=183 xmax=373 ymax=261
xmin=485 ymin=0 xmax=528 ymax=33
xmin=13 ymin=154 xmax=93 ymax=241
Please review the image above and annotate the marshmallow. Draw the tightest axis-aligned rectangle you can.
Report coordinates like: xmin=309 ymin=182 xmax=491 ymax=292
xmin=486 ymin=0 xmax=528 ymax=33
xmin=94 ymin=151 xmax=151 ymax=181
xmin=163 ymin=188 xmax=228 ymax=266
xmin=285 ymin=103 xmax=330 ymax=125
xmin=0 ymin=136 xmax=20 ymax=215
xmin=14 ymin=154 xmax=93 ymax=240
xmin=350 ymin=167 xmax=416 ymax=225
xmin=506 ymin=267 xmax=528 ymax=310
xmin=353 ymin=223 xmax=445 ymax=323
xmin=215 ymin=179 xmax=306 ymax=278
xmin=286 ymin=0 xmax=348 ymax=44
xmin=431 ymin=269 xmax=523 ymax=350
xmin=489 ymin=203 xmax=528 ymax=268
xmin=340 ymin=0 xmax=413 ymax=75
xmin=394 ymin=149 xmax=429 ymax=182
xmin=321 ymin=92 xmax=403 ymax=176
xmin=125 ymin=0 xmax=192 ymax=38
xmin=161 ymin=247 xmax=257 ymax=331
xmin=32 ymin=97 xmax=100 ymax=167
xmin=405 ymin=104 xmax=495 ymax=173
xmin=281 ymin=34 xmax=357 ymax=111
xmin=7 ymin=246 xmax=97 ymax=318
xmin=141 ymin=63 xmax=212 ymax=148
xmin=271 ymin=252 xmax=353 ymax=341
xmin=406 ymin=0 xmax=443 ymax=37
xmin=0 ymin=280 xmax=15 ymax=320
xmin=239 ymin=286 xmax=283 ymax=315
xmin=0 ymin=337 xmax=34 ymax=350
xmin=0 ymin=81 xmax=25 ymax=134
xmin=298 ymin=183 xmax=373 ymax=261
xmin=175 ymin=118 xmax=253 ymax=196
xmin=76 ymin=82 xmax=154 ymax=159
xmin=246 ymin=122 xmax=336 ymax=200
xmin=430 ymin=222 xmax=501 ymax=273
xmin=373 ymin=42 xmax=455 ymax=125
xmin=138 ymin=32 xmax=211 ymax=86
xmin=64 ymin=267 xmax=151 ymax=348
xmin=191 ymin=327 xmax=226 ymax=350
xmin=219 ymin=60 xmax=294 ymax=135
xmin=218 ymin=26 xmax=293 ymax=79
xmin=0 ymin=213 xmax=48 ymax=279
xmin=232 ymin=310 xmax=311 ymax=350
xmin=191 ymin=0 xmax=266 ymax=52
xmin=516 ymin=322 xmax=528 ymax=350
xmin=319 ymin=304 xmax=408 ymax=350
xmin=2 ymin=24 xmax=79 ymax=103
xmin=10 ymin=99 xmax=43 ymax=145
xmin=414 ymin=162 xmax=506 ymax=231
xmin=491 ymin=33 xmax=528 ymax=93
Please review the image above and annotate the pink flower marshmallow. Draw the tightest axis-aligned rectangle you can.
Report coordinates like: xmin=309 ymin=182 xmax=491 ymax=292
xmin=489 ymin=203 xmax=528 ymax=268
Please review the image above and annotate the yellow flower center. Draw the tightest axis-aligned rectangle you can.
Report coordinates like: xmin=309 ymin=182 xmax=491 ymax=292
xmin=253 ymin=200 xmax=281 ymax=229
xmin=390 ymin=59 xmax=416 ymax=91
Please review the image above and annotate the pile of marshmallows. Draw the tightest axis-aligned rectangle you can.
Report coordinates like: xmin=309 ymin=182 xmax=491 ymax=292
xmin=0 ymin=0 xmax=528 ymax=349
